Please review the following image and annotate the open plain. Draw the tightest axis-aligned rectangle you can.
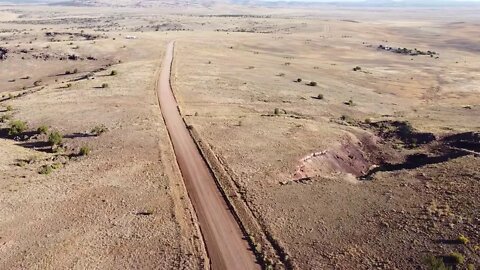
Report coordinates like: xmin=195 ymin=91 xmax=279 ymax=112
xmin=0 ymin=2 xmax=479 ymax=269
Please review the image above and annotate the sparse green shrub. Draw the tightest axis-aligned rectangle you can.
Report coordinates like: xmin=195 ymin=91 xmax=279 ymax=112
xmin=39 ymin=165 xmax=53 ymax=175
xmin=467 ymin=264 xmax=474 ymax=270
xmin=317 ymin=94 xmax=324 ymax=100
xmin=424 ymin=256 xmax=450 ymax=270
xmin=16 ymin=160 xmax=27 ymax=167
xmin=37 ymin=125 xmax=49 ymax=134
xmin=91 ymin=124 xmax=107 ymax=136
xmin=33 ymin=80 xmax=42 ymax=86
xmin=79 ymin=146 xmax=90 ymax=156
xmin=458 ymin=234 xmax=470 ymax=245
xmin=101 ymin=83 xmax=109 ymax=88
xmin=27 ymin=155 xmax=39 ymax=164
xmin=73 ymin=68 xmax=78 ymax=74
xmin=353 ymin=66 xmax=362 ymax=71
xmin=340 ymin=115 xmax=355 ymax=124
xmin=308 ymin=81 xmax=317 ymax=86
xmin=8 ymin=120 xmax=28 ymax=136
xmin=449 ymin=252 xmax=465 ymax=265
xmin=110 ymin=70 xmax=118 ymax=76
xmin=52 ymin=145 xmax=64 ymax=153
xmin=48 ymin=131 xmax=63 ymax=146
xmin=295 ymin=78 xmax=302 ymax=83
xmin=51 ymin=162 xmax=62 ymax=170
xmin=66 ymin=83 xmax=72 ymax=88
xmin=0 ymin=114 xmax=12 ymax=123
xmin=6 ymin=105 xmax=13 ymax=111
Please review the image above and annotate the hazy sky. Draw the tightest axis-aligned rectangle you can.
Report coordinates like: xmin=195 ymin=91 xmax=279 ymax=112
xmin=310 ymin=0 xmax=480 ymax=1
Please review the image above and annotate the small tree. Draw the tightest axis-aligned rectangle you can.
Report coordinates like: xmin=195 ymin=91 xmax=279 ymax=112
xmin=9 ymin=120 xmax=28 ymax=136
xmin=308 ymin=81 xmax=317 ymax=87
xmin=37 ymin=125 xmax=49 ymax=134
xmin=48 ymin=131 xmax=63 ymax=146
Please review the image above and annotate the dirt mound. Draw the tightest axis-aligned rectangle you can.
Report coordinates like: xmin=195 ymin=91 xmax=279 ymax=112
xmin=292 ymin=131 xmax=396 ymax=181
xmin=292 ymin=122 xmax=479 ymax=182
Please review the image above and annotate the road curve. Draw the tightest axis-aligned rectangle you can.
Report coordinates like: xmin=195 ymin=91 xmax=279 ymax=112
xmin=157 ymin=41 xmax=260 ymax=270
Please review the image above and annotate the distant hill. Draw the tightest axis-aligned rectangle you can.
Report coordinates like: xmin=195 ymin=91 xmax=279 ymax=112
xmin=48 ymin=0 xmax=227 ymax=8
xmin=3 ymin=0 xmax=480 ymax=8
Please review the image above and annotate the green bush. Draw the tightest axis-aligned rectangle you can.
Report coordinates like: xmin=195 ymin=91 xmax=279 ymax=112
xmin=8 ymin=120 xmax=28 ymax=136
xmin=458 ymin=234 xmax=469 ymax=245
xmin=317 ymin=94 xmax=324 ymax=100
xmin=308 ymin=81 xmax=318 ymax=86
xmin=449 ymin=252 xmax=465 ymax=264
xmin=110 ymin=70 xmax=118 ymax=76
xmin=51 ymin=163 xmax=62 ymax=170
xmin=91 ymin=124 xmax=107 ymax=136
xmin=6 ymin=105 xmax=13 ymax=111
xmin=449 ymin=252 xmax=465 ymax=265
xmin=39 ymin=165 xmax=53 ymax=175
xmin=79 ymin=146 xmax=90 ymax=156
xmin=424 ymin=256 xmax=449 ymax=270
xmin=101 ymin=83 xmax=109 ymax=88
xmin=48 ymin=131 xmax=63 ymax=146
xmin=37 ymin=125 xmax=49 ymax=134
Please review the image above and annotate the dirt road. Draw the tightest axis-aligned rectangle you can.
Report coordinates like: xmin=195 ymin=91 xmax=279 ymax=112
xmin=156 ymin=41 xmax=259 ymax=270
